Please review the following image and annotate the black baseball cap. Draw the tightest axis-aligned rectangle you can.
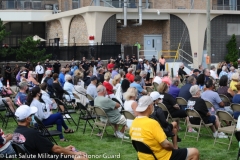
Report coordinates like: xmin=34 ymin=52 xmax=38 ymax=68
xmin=193 ymin=69 xmax=200 ymax=73
xmin=90 ymin=75 xmax=98 ymax=81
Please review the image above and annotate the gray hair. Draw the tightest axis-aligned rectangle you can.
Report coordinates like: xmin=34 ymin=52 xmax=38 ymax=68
xmin=45 ymin=70 xmax=52 ymax=76
xmin=19 ymin=81 xmax=28 ymax=89
xmin=163 ymin=71 xmax=168 ymax=77
xmin=222 ymin=66 xmax=227 ymax=71
xmin=128 ymin=68 xmax=133 ymax=72
xmin=97 ymin=85 xmax=106 ymax=93
xmin=156 ymin=71 xmax=162 ymax=77
xmin=187 ymin=76 xmax=196 ymax=84
xmin=64 ymin=74 xmax=72 ymax=81
xmin=189 ymin=85 xmax=200 ymax=96
xmin=179 ymin=63 xmax=184 ymax=67
xmin=140 ymin=70 xmax=147 ymax=76
xmin=230 ymin=66 xmax=235 ymax=71
xmin=210 ymin=65 xmax=215 ymax=70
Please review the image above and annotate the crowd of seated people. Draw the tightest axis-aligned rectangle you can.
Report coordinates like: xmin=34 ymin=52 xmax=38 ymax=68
xmin=3 ymin=58 xmax=240 ymax=160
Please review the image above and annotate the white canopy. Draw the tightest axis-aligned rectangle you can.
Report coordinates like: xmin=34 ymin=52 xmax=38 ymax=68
xmin=33 ymin=35 xmax=46 ymax=42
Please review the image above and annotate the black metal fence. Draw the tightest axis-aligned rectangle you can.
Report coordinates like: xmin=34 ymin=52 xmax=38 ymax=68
xmin=1 ymin=43 xmax=121 ymax=61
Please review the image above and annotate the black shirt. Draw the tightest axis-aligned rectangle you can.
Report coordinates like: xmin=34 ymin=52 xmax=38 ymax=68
xmin=151 ymin=58 xmax=157 ymax=66
xmin=80 ymin=61 xmax=89 ymax=71
xmin=53 ymin=62 xmax=61 ymax=74
xmin=52 ymin=82 xmax=64 ymax=99
xmin=24 ymin=63 xmax=30 ymax=69
xmin=14 ymin=125 xmax=54 ymax=160
xmin=98 ymin=73 xmax=104 ymax=84
xmin=5 ymin=66 xmax=11 ymax=76
xmin=162 ymin=93 xmax=177 ymax=113
xmin=131 ymin=57 xmax=138 ymax=65
xmin=44 ymin=63 xmax=52 ymax=70
xmin=178 ymin=68 xmax=187 ymax=77
xmin=188 ymin=97 xmax=209 ymax=124
xmin=124 ymin=59 xmax=131 ymax=70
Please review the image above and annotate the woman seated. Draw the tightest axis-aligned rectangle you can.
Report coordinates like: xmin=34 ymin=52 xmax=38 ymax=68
xmin=28 ymin=71 xmax=39 ymax=90
xmin=28 ymin=87 xmax=74 ymax=141
xmin=158 ymin=82 xmax=188 ymax=131
xmin=73 ymin=69 xmax=85 ymax=89
xmin=52 ymin=73 xmax=64 ymax=99
xmin=150 ymin=91 xmax=180 ymax=149
xmin=114 ymin=79 xmax=130 ymax=108
xmin=232 ymin=82 xmax=240 ymax=119
xmin=40 ymin=82 xmax=65 ymax=112
xmin=72 ymin=76 xmax=88 ymax=106
xmin=188 ymin=85 xmax=227 ymax=138
xmin=63 ymin=74 xmax=75 ymax=102
xmin=230 ymin=72 xmax=239 ymax=92
xmin=112 ymin=74 xmax=121 ymax=91
xmin=103 ymin=72 xmax=115 ymax=98
xmin=217 ymin=75 xmax=234 ymax=105
xmin=123 ymin=87 xmax=138 ymax=116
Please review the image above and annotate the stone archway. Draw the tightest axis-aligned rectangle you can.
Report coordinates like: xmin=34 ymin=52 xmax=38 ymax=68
xmin=46 ymin=20 xmax=63 ymax=44
xmin=69 ymin=15 xmax=88 ymax=44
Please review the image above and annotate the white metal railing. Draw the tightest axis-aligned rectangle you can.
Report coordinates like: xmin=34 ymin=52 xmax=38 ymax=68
xmin=178 ymin=49 xmax=193 ymax=64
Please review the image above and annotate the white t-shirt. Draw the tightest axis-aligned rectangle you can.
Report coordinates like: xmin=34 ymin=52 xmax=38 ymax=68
xmin=144 ymin=64 xmax=150 ymax=73
xmin=153 ymin=76 xmax=162 ymax=84
xmin=35 ymin=65 xmax=44 ymax=74
xmin=210 ymin=70 xmax=218 ymax=79
xmin=124 ymin=100 xmax=135 ymax=115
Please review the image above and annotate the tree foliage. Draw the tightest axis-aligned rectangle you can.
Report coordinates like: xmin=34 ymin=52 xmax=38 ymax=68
xmin=0 ymin=18 xmax=11 ymax=56
xmin=226 ymin=34 xmax=239 ymax=68
xmin=15 ymin=36 xmax=51 ymax=63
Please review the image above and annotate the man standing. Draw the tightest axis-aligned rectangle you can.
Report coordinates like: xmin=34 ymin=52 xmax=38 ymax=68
xmin=131 ymin=54 xmax=138 ymax=73
xmin=44 ymin=59 xmax=53 ymax=71
xmin=94 ymin=85 xmax=128 ymax=139
xmin=159 ymin=55 xmax=166 ymax=71
xmin=14 ymin=105 xmax=88 ymax=160
xmin=4 ymin=63 xmax=12 ymax=85
xmin=24 ymin=60 xmax=31 ymax=79
xmin=53 ymin=60 xmax=61 ymax=74
xmin=35 ymin=62 xmax=44 ymax=83
xmin=151 ymin=55 xmax=157 ymax=75
xmin=130 ymin=96 xmax=199 ymax=160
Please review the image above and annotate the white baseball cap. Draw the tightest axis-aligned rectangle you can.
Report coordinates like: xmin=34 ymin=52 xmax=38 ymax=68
xmin=15 ymin=105 xmax=38 ymax=120
xmin=150 ymin=91 xmax=161 ymax=101
xmin=135 ymin=96 xmax=153 ymax=112
xmin=20 ymin=71 xmax=27 ymax=75
xmin=139 ymin=58 xmax=143 ymax=62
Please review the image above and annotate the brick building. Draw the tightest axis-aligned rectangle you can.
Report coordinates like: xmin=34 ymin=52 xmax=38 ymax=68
xmin=0 ymin=0 xmax=240 ymax=67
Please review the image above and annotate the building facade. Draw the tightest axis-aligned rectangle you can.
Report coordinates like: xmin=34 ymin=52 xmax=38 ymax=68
xmin=1 ymin=0 xmax=240 ymax=67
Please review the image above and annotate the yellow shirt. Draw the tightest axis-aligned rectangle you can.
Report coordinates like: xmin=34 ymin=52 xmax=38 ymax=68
xmin=130 ymin=117 xmax=172 ymax=160
xmin=230 ymin=80 xmax=238 ymax=91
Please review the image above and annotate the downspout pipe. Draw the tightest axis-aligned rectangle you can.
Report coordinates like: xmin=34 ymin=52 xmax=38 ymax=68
xmin=121 ymin=0 xmax=128 ymax=27
xmin=132 ymin=0 xmax=142 ymax=26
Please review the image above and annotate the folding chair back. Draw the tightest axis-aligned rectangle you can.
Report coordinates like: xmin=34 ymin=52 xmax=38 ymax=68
xmin=91 ymin=106 xmax=114 ymax=139
xmin=12 ymin=142 xmax=30 ymax=160
xmin=157 ymin=102 xmax=172 ymax=121
xmin=63 ymin=90 xmax=72 ymax=100
xmin=2 ymin=99 xmax=17 ymax=128
xmin=76 ymin=102 xmax=96 ymax=133
xmin=215 ymin=110 xmax=236 ymax=150
xmin=122 ymin=110 xmax=135 ymax=120
xmin=73 ymin=93 xmax=80 ymax=100
xmin=231 ymin=103 xmax=240 ymax=112
xmin=176 ymin=97 xmax=188 ymax=106
xmin=146 ymin=87 xmax=153 ymax=93
xmin=205 ymin=100 xmax=214 ymax=109
xmin=132 ymin=140 xmax=157 ymax=160
xmin=86 ymin=94 xmax=94 ymax=101
xmin=185 ymin=108 xmax=213 ymax=141
xmin=34 ymin=116 xmax=61 ymax=145
xmin=219 ymin=94 xmax=231 ymax=105
xmin=152 ymin=82 xmax=159 ymax=91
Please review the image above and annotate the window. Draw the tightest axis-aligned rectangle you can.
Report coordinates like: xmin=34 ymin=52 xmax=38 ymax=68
xmin=227 ymin=23 xmax=240 ymax=35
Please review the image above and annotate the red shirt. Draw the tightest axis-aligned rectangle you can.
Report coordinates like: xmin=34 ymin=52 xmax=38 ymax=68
xmin=107 ymin=63 xmax=114 ymax=72
xmin=126 ymin=73 xmax=135 ymax=83
xmin=103 ymin=81 xmax=114 ymax=95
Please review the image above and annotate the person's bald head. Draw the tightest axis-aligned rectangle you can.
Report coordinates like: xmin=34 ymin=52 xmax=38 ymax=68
xmin=97 ymin=85 xmax=106 ymax=96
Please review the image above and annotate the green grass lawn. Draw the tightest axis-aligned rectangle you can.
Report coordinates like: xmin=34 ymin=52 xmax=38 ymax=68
xmin=1 ymin=112 xmax=239 ymax=160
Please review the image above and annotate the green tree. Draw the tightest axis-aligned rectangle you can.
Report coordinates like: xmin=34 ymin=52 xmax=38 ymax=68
xmin=0 ymin=18 xmax=11 ymax=56
xmin=226 ymin=34 xmax=239 ymax=68
xmin=15 ymin=36 xmax=51 ymax=63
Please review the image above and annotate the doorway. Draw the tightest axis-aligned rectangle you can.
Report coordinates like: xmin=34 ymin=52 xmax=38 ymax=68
xmin=144 ymin=35 xmax=162 ymax=60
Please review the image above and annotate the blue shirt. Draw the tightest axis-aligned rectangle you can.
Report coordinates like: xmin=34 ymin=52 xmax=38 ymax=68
xmin=111 ymin=70 xmax=118 ymax=79
xmin=15 ymin=92 xmax=27 ymax=105
xmin=178 ymin=83 xmax=192 ymax=101
xmin=201 ymin=90 xmax=222 ymax=110
xmin=168 ymin=85 xmax=180 ymax=99
xmin=232 ymin=94 xmax=240 ymax=104
xmin=59 ymin=72 xmax=65 ymax=87
xmin=219 ymin=71 xmax=228 ymax=79
xmin=86 ymin=83 xmax=97 ymax=100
